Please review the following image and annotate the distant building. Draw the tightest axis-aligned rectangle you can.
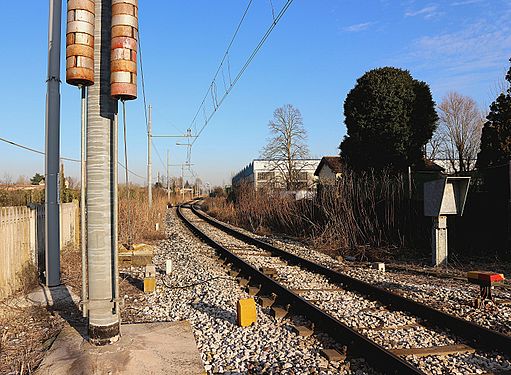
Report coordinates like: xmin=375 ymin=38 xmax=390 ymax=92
xmin=414 ymin=159 xmax=445 ymax=174
xmin=232 ymin=159 xmax=320 ymax=191
xmin=314 ymin=156 xmax=344 ymax=184
xmin=430 ymin=159 xmax=473 ymax=175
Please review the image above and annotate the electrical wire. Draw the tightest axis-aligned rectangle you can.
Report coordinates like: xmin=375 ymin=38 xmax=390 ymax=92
xmin=161 ymin=275 xmax=233 ymax=290
xmin=151 ymin=139 xmax=167 ymax=171
xmin=0 ymin=136 xmax=80 ymax=162
xmin=188 ymin=0 xmax=254 ymax=134
xmin=121 ymin=100 xmax=133 ymax=246
xmin=191 ymin=0 xmax=295 ymax=146
xmin=0 ymin=135 xmax=145 ymax=181
xmin=138 ymin=24 xmax=149 ymax=133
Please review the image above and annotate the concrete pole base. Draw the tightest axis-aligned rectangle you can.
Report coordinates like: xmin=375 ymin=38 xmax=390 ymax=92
xmin=88 ymin=322 xmax=120 ymax=346
xmin=432 ymin=215 xmax=448 ymax=267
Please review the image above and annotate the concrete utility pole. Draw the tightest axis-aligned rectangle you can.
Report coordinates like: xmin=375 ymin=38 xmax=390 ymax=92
xmin=86 ymin=0 xmax=120 ymax=345
xmin=147 ymin=105 xmax=152 ymax=208
xmin=45 ymin=0 xmax=62 ymax=287
xmin=167 ymin=149 xmax=170 ymax=202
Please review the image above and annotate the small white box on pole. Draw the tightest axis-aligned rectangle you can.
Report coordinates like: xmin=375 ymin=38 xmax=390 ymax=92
xmin=165 ymin=259 xmax=172 ymax=275
xmin=424 ymin=177 xmax=470 ymax=267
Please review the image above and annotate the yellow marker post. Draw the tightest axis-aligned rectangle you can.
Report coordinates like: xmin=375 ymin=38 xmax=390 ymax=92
xmin=144 ymin=277 xmax=156 ymax=293
xmin=237 ymin=298 xmax=257 ymax=327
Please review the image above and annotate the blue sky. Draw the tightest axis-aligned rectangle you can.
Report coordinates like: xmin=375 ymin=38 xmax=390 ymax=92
xmin=1 ymin=0 xmax=510 ymax=186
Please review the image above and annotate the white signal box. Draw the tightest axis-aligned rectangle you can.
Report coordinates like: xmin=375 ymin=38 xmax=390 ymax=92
xmin=423 ymin=177 xmax=470 ymax=266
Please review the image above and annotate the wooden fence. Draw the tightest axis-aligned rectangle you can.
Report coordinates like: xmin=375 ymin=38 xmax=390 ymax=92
xmin=0 ymin=201 xmax=79 ymax=299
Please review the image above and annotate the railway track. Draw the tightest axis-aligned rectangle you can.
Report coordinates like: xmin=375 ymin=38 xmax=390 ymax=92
xmin=177 ymin=203 xmax=511 ymax=374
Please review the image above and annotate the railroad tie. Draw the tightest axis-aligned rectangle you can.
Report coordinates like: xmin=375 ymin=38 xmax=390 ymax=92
xmin=390 ymin=344 xmax=475 ymax=357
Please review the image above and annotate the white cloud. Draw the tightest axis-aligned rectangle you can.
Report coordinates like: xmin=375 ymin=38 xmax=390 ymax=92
xmin=393 ymin=8 xmax=511 ymax=96
xmin=451 ymin=0 xmax=483 ymax=6
xmin=405 ymin=5 xmax=442 ymax=19
xmin=342 ymin=22 xmax=373 ymax=33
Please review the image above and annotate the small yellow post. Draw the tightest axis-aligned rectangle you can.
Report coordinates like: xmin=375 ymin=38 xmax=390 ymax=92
xmin=237 ymin=298 xmax=257 ymax=327
xmin=144 ymin=277 xmax=156 ymax=293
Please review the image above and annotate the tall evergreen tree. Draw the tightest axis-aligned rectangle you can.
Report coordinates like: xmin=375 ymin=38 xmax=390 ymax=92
xmin=476 ymin=59 xmax=511 ymax=169
xmin=340 ymin=67 xmax=438 ymax=170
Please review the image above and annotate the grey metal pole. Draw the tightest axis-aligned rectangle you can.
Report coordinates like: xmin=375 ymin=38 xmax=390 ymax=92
xmin=81 ymin=86 xmax=87 ymax=317
xmin=148 ymin=105 xmax=152 ymax=208
xmin=86 ymin=0 xmax=120 ymax=345
xmin=167 ymin=149 xmax=170 ymax=202
xmin=45 ymin=0 xmax=62 ymax=287
xmin=112 ymin=105 xmax=119 ymax=315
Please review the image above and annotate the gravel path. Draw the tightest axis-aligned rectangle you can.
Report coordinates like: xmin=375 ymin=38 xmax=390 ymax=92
xmin=190 ymin=207 xmax=511 ymax=374
xmin=121 ymin=208 xmax=375 ymax=374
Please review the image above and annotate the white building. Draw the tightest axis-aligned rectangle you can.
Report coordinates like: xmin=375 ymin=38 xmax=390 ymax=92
xmin=232 ymin=159 xmax=320 ymax=191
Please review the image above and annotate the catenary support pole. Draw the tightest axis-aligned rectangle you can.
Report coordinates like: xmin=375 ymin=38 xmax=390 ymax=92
xmin=45 ymin=0 xmax=62 ymax=287
xmin=86 ymin=0 xmax=120 ymax=345
xmin=148 ymin=105 xmax=152 ymax=208
xmin=112 ymin=104 xmax=119 ymax=315
xmin=81 ymin=86 xmax=87 ymax=316
xmin=167 ymin=149 xmax=170 ymax=202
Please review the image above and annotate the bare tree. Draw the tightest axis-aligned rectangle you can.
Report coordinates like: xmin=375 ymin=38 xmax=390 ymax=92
xmin=15 ymin=175 xmax=29 ymax=185
xmin=436 ymin=92 xmax=484 ymax=173
xmin=425 ymin=131 xmax=445 ymax=161
xmin=1 ymin=173 xmax=13 ymax=185
xmin=261 ymin=104 xmax=311 ymax=190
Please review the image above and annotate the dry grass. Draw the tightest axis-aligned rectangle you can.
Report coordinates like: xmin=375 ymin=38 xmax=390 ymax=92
xmin=0 ymin=186 xmax=189 ymax=374
xmin=0 ymin=302 xmax=64 ymax=375
xmin=205 ymin=171 xmax=425 ymax=260
xmin=118 ymin=186 xmax=187 ymax=245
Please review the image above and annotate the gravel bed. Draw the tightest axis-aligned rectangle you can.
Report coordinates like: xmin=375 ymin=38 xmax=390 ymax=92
xmin=209 ymin=211 xmax=511 ymax=337
xmin=121 ymin=208 xmax=375 ymax=374
xmin=192 ymin=207 xmax=511 ymax=374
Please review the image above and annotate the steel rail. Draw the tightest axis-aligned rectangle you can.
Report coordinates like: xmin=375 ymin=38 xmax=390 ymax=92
xmin=189 ymin=204 xmax=511 ymax=355
xmin=177 ymin=204 xmax=423 ymax=375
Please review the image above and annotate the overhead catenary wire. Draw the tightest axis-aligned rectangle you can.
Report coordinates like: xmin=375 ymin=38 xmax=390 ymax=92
xmin=190 ymin=0 xmax=295 ymax=146
xmin=188 ymin=0 xmax=254 ymax=135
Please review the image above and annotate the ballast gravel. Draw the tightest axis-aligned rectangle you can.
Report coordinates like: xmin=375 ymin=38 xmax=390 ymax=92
xmin=193 ymin=207 xmax=511 ymax=374
xmin=222 ymin=216 xmax=511 ymax=338
xmin=121 ymin=209 xmax=376 ymax=375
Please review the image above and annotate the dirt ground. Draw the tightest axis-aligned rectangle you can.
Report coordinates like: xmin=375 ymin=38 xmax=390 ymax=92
xmin=0 ymin=245 xmax=84 ymax=375
xmin=0 ymin=300 xmax=64 ymax=374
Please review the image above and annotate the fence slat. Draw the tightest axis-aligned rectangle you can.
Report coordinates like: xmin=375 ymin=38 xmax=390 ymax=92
xmin=0 ymin=202 xmax=78 ymax=299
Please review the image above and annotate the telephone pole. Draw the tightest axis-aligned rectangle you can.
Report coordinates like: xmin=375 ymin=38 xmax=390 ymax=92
xmin=147 ymin=105 xmax=152 ymax=208
xmin=166 ymin=149 xmax=170 ymax=202
xmin=45 ymin=0 xmax=62 ymax=287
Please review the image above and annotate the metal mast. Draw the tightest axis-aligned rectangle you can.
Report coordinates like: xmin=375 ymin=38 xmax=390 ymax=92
xmin=147 ymin=105 xmax=152 ymax=208
xmin=45 ymin=0 xmax=62 ymax=287
xmin=86 ymin=0 xmax=120 ymax=345
xmin=167 ymin=149 xmax=170 ymax=202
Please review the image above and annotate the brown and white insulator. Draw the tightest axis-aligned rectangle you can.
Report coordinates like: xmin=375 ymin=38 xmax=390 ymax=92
xmin=111 ymin=0 xmax=138 ymax=101
xmin=66 ymin=0 xmax=95 ymax=86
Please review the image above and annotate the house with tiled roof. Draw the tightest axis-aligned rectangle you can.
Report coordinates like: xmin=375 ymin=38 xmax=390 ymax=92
xmin=314 ymin=156 xmax=344 ymax=184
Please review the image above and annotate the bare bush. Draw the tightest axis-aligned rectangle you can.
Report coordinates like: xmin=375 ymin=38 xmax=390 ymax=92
xmin=118 ymin=186 xmax=177 ymax=245
xmin=205 ymin=171 xmax=423 ymax=259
